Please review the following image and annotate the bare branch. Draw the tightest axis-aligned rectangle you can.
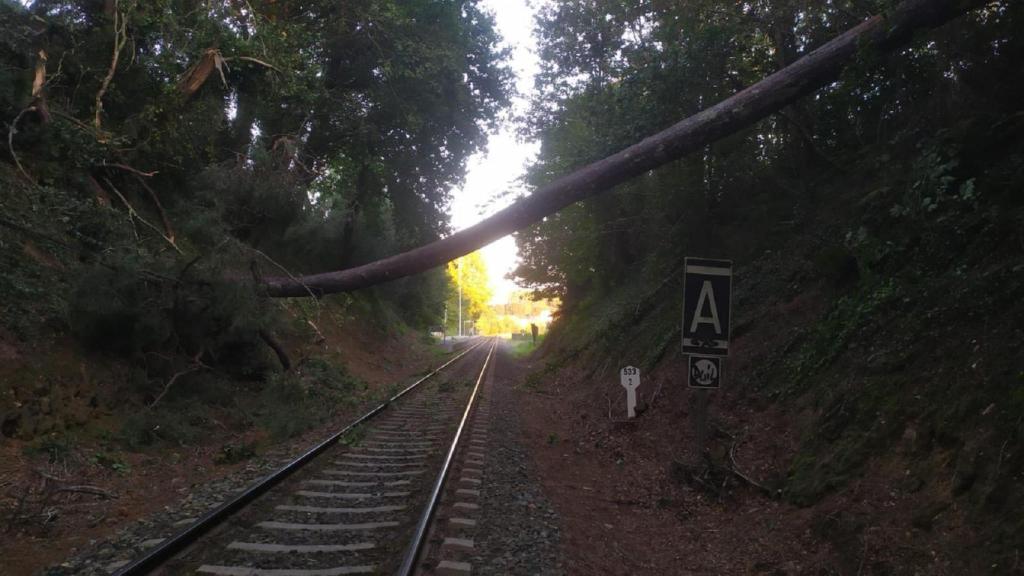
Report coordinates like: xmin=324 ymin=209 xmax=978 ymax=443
xmin=93 ymin=2 xmax=129 ymax=131
xmin=132 ymin=175 xmax=175 ymax=242
xmin=7 ymin=106 xmax=37 ymax=183
xmin=101 ymin=162 xmax=157 ymax=177
xmin=729 ymin=442 xmax=773 ymax=496
xmin=149 ymin=366 xmax=201 ymax=409
xmin=242 ymin=242 xmax=320 ymax=302
xmin=229 ymin=55 xmax=283 ymax=73
xmin=52 ymin=109 xmax=98 ymax=135
xmin=51 ymin=486 xmax=116 ymax=499
xmin=31 ymin=50 xmax=47 ymax=98
xmin=103 ymin=178 xmax=183 ymax=254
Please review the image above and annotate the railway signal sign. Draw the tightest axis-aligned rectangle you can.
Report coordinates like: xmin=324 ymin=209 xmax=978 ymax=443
xmin=620 ymin=366 xmax=640 ymax=418
xmin=688 ymin=355 xmax=722 ymax=389
xmin=682 ymin=258 xmax=732 ymax=357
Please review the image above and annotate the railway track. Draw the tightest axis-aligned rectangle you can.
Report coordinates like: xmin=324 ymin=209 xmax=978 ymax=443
xmin=114 ymin=337 xmax=498 ymax=576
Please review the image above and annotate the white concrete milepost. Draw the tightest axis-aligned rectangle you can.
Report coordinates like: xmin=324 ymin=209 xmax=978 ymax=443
xmin=620 ymin=366 xmax=641 ymax=419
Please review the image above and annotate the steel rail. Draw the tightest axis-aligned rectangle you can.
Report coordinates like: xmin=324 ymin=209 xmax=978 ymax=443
xmin=115 ymin=337 xmax=487 ymax=576
xmin=396 ymin=337 xmax=497 ymax=576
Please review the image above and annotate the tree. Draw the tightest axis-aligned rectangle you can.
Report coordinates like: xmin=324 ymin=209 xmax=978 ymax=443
xmin=2 ymin=0 xmax=512 ymax=324
xmin=509 ymin=0 xmax=1019 ymax=311
xmin=258 ymin=0 xmax=994 ymax=297
xmin=444 ymin=251 xmax=492 ymax=334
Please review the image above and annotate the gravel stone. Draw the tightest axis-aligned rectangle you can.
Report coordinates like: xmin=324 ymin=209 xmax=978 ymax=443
xmin=42 ymin=445 xmax=324 ymax=575
xmin=469 ymin=347 xmax=563 ymax=575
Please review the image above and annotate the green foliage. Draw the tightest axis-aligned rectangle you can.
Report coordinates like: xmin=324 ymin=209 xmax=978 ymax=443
xmin=509 ymin=336 xmax=544 ymax=358
xmin=120 ymin=401 xmax=212 ymax=447
xmin=257 ymin=357 xmax=361 ymax=440
xmin=68 ymin=248 xmax=274 ymax=380
xmin=444 ymin=252 xmax=492 ymax=334
xmin=523 ymin=359 xmax=563 ymax=392
xmin=119 ymin=355 xmax=362 ymax=447
xmin=516 ymin=0 xmax=1024 ymax=313
xmin=0 ymin=0 xmax=514 ymax=455
xmin=782 ymin=279 xmax=901 ymax=395
xmin=1 ymin=0 xmax=514 ymax=355
xmin=517 ymin=3 xmax=1024 ymax=569
xmin=340 ymin=426 xmax=367 ymax=448
xmin=92 ymin=451 xmax=131 ymax=475
xmin=0 ymin=169 xmax=118 ymax=340
xmin=23 ymin=433 xmax=76 ymax=464
xmin=890 ymin=143 xmax=981 ymax=220
xmin=812 ymin=245 xmax=860 ymax=289
xmin=786 ymin=375 xmax=907 ymax=505
xmin=214 ymin=442 xmax=257 ymax=465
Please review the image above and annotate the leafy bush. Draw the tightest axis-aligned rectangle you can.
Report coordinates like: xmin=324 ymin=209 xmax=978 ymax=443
xmin=214 ymin=442 xmax=257 ymax=465
xmin=780 ymin=278 xmax=901 ymax=395
xmin=69 ymin=246 xmax=276 ymax=375
xmin=258 ymin=357 xmax=361 ymax=439
xmin=121 ymin=401 xmax=212 ymax=448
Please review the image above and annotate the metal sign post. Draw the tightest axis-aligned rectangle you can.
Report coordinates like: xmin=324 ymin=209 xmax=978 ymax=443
xmin=682 ymin=258 xmax=732 ymax=459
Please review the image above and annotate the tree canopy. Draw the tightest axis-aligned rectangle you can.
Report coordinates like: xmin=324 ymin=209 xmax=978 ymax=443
xmin=2 ymin=0 xmax=512 ymax=331
xmin=514 ymin=0 xmax=1022 ymax=310
xmin=444 ymin=251 xmax=492 ymax=334
xmin=0 ymin=0 xmax=514 ymax=393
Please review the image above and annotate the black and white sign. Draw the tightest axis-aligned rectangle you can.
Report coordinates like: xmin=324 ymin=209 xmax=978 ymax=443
xmin=688 ymin=354 xmax=722 ymax=389
xmin=682 ymin=257 xmax=732 ymax=357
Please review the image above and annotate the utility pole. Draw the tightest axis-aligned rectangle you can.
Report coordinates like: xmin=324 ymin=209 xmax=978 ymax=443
xmin=457 ymin=258 xmax=463 ymax=338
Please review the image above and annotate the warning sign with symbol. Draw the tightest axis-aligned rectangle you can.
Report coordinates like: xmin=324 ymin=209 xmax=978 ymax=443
xmin=688 ymin=354 xmax=722 ymax=389
xmin=682 ymin=257 xmax=732 ymax=357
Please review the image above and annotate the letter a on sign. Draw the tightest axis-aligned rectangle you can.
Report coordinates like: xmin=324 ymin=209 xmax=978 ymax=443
xmin=682 ymin=258 xmax=732 ymax=356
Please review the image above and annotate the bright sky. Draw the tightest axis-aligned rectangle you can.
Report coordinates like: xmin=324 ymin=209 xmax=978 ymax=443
xmin=447 ymin=0 xmax=540 ymax=305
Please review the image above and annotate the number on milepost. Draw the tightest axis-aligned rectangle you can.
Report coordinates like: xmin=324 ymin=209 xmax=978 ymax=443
xmin=620 ymin=366 xmax=640 ymax=419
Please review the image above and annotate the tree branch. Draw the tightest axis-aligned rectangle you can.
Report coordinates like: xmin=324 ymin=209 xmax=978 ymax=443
xmin=0 ymin=215 xmax=69 ymax=247
xmin=259 ymin=329 xmax=292 ymax=371
xmin=101 ymin=162 xmax=157 ymax=177
xmin=31 ymin=49 xmax=51 ymax=125
xmin=228 ymin=55 xmax=282 ymax=73
xmin=6 ymin=106 xmax=37 ymax=183
xmin=93 ymin=2 xmax=128 ymax=131
xmin=775 ymin=108 xmax=847 ymax=172
xmin=103 ymin=177 xmax=183 ymax=254
xmin=261 ymin=0 xmax=988 ymax=298
xmin=149 ymin=366 xmax=200 ymax=409
xmin=133 ymin=174 xmax=175 ymax=242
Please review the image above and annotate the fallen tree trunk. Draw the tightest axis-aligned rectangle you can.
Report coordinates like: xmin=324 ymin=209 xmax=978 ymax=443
xmin=264 ymin=0 xmax=986 ymax=298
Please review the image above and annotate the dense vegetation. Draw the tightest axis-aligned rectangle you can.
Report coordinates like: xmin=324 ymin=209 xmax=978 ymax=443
xmin=517 ymin=0 xmax=1023 ymax=569
xmin=1 ymin=0 xmax=1022 ymax=570
xmin=0 ymin=0 xmax=510 ymax=441
xmin=516 ymin=0 xmax=1021 ymax=304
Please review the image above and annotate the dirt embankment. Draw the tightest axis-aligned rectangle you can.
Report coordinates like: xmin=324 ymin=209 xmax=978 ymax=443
xmin=510 ymin=241 xmax=1023 ymax=574
xmin=0 ymin=315 xmax=443 ymax=575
